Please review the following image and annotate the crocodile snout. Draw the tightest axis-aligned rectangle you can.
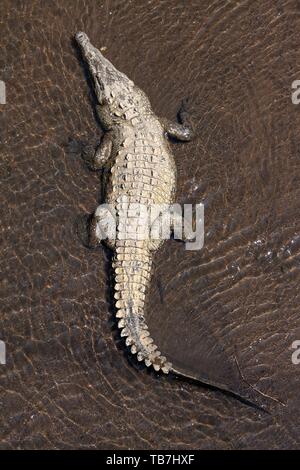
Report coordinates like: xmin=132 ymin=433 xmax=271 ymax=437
xmin=75 ymin=31 xmax=89 ymax=45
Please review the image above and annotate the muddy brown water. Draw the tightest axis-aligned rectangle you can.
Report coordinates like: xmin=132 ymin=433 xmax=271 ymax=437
xmin=1 ymin=0 xmax=300 ymax=449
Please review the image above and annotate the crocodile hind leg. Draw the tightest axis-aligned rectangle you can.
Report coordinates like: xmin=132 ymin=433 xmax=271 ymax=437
xmin=163 ymin=98 xmax=195 ymax=142
xmin=148 ymin=204 xmax=202 ymax=250
xmin=93 ymin=204 xmax=117 ymax=249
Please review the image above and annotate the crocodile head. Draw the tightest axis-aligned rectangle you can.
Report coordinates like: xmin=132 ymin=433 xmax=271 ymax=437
xmin=75 ymin=32 xmax=150 ymax=125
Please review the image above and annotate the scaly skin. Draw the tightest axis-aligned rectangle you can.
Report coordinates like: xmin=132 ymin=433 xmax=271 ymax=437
xmin=110 ymin=120 xmax=177 ymax=372
xmin=75 ymin=32 xmax=193 ymax=374
xmin=72 ymin=33 xmax=281 ymax=412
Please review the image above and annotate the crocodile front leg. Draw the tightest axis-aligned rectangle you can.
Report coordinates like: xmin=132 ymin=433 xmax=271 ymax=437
xmin=163 ymin=99 xmax=195 ymax=142
xmin=81 ymin=132 xmax=113 ymax=170
xmin=76 ymin=203 xmax=116 ymax=250
xmin=67 ymin=132 xmax=113 ymax=170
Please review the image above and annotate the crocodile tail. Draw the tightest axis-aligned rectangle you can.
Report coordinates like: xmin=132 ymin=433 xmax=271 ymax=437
xmin=113 ymin=240 xmax=172 ymax=373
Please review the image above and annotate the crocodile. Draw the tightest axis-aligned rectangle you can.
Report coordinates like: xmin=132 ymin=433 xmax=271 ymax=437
xmin=74 ymin=32 xmax=195 ymax=375
xmin=72 ymin=32 xmax=281 ymax=411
